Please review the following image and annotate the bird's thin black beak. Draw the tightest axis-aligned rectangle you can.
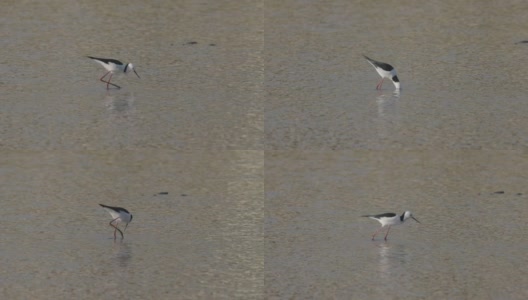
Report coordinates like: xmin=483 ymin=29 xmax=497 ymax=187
xmin=134 ymin=69 xmax=140 ymax=79
xmin=412 ymin=216 xmax=420 ymax=223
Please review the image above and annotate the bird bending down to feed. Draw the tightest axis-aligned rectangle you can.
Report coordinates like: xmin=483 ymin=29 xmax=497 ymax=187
xmin=362 ymin=211 xmax=419 ymax=240
xmin=363 ymin=55 xmax=400 ymax=90
xmin=87 ymin=56 xmax=140 ymax=89
xmin=100 ymin=204 xmax=133 ymax=240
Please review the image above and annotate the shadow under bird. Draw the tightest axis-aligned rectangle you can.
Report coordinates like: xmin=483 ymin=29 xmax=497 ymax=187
xmin=362 ymin=211 xmax=419 ymax=240
xmin=87 ymin=56 xmax=140 ymax=89
xmin=363 ymin=54 xmax=400 ymax=90
xmin=100 ymin=204 xmax=133 ymax=240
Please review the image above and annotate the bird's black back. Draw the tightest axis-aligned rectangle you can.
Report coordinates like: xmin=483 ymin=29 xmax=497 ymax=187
xmin=363 ymin=55 xmax=394 ymax=71
xmin=362 ymin=212 xmax=397 ymax=218
xmin=87 ymin=56 xmax=124 ymax=65
xmin=374 ymin=61 xmax=394 ymax=72
xmin=99 ymin=203 xmax=130 ymax=213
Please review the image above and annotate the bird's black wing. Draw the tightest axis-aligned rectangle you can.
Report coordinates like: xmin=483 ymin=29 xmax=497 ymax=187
xmin=363 ymin=55 xmax=394 ymax=71
xmin=99 ymin=204 xmax=130 ymax=213
xmin=376 ymin=62 xmax=394 ymax=72
xmin=362 ymin=212 xmax=397 ymax=218
xmin=87 ymin=56 xmax=124 ymax=65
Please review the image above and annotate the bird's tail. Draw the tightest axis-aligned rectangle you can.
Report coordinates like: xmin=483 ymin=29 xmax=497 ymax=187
xmin=362 ymin=55 xmax=377 ymax=68
xmin=362 ymin=54 xmax=375 ymax=63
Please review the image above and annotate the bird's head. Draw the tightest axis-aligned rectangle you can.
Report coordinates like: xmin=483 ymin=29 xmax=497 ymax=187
xmin=124 ymin=214 xmax=133 ymax=231
xmin=392 ymin=75 xmax=400 ymax=89
xmin=403 ymin=211 xmax=420 ymax=223
xmin=125 ymin=63 xmax=140 ymax=78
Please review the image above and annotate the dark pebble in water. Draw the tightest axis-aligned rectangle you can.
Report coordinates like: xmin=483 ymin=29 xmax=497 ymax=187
xmin=517 ymin=193 xmax=522 ymax=196
xmin=209 ymin=43 xmax=216 ymax=46
xmin=516 ymin=40 xmax=528 ymax=44
xmin=181 ymin=194 xmax=188 ymax=197
xmin=158 ymin=192 xmax=169 ymax=195
xmin=493 ymin=191 xmax=504 ymax=194
xmin=187 ymin=41 xmax=198 ymax=45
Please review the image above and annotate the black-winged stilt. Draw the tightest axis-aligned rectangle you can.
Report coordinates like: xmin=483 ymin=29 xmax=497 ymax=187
xmin=363 ymin=55 xmax=400 ymax=90
xmin=362 ymin=211 xmax=419 ymax=240
xmin=99 ymin=204 xmax=133 ymax=240
xmin=87 ymin=56 xmax=140 ymax=89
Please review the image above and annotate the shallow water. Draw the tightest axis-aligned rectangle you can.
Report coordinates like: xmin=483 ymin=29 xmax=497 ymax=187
xmin=2 ymin=0 xmax=528 ymax=299
xmin=1 ymin=1 xmax=263 ymax=299
xmin=264 ymin=0 xmax=528 ymax=299
xmin=0 ymin=151 xmax=263 ymax=299
xmin=265 ymin=151 xmax=528 ymax=299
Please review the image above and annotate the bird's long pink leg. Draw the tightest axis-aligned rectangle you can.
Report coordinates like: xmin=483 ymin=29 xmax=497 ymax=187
xmin=384 ymin=226 xmax=392 ymax=240
xmin=111 ymin=225 xmax=124 ymax=240
xmin=112 ymin=224 xmax=124 ymax=240
xmin=371 ymin=226 xmax=386 ymax=240
xmin=109 ymin=217 xmax=118 ymax=240
xmin=100 ymin=71 xmax=110 ymax=84
xmin=99 ymin=72 xmax=121 ymax=89
xmin=376 ymin=78 xmax=385 ymax=90
xmin=109 ymin=218 xmax=124 ymax=240
xmin=106 ymin=74 xmax=111 ymax=89
xmin=106 ymin=73 xmax=121 ymax=89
